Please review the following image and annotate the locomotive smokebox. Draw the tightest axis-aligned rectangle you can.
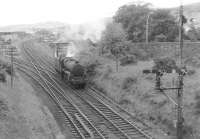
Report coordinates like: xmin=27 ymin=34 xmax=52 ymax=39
xmin=56 ymin=55 xmax=87 ymax=88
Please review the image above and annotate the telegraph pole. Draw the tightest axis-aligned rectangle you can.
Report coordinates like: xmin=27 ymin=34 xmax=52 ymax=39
xmin=146 ymin=14 xmax=150 ymax=46
xmin=7 ymin=45 xmax=18 ymax=88
xmin=177 ymin=4 xmax=184 ymax=139
xmin=11 ymin=46 xmax=14 ymax=88
xmin=143 ymin=4 xmax=186 ymax=138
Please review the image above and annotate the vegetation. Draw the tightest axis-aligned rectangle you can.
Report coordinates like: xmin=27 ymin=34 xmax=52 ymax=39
xmin=153 ymin=57 xmax=177 ymax=73
xmin=100 ymin=22 xmax=127 ymax=54
xmin=0 ymin=59 xmax=12 ymax=75
xmin=120 ymin=55 xmax=137 ymax=66
xmin=100 ymin=22 xmax=127 ymax=71
xmin=187 ymin=23 xmax=200 ymax=41
xmin=114 ymin=3 xmax=151 ymax=42
xmin=98 ymin=2 xmax=183 ymax=67
xmin=150 ymin=9 xmax=179 ymax=42
xmin=113 ymin=4 xmax=179 ymax=42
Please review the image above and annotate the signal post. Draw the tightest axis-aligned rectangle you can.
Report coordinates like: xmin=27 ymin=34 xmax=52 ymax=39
xmin=6 ymin=45 xmax=18 ymax=88
xmin=143 ymin=4 xmax=186 ymax=139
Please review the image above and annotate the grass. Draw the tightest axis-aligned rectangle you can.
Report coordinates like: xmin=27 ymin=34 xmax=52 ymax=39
xmin=0 ymin=70 xmax=63 ymax=139
xmin=86 ymin=52 xmax=200 ymax=138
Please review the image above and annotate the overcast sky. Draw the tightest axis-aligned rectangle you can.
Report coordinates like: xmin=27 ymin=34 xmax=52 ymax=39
xmin=0 ymin=0 xmax=199 ymax=26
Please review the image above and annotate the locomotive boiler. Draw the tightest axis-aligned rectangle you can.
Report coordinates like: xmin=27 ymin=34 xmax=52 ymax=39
xmin=55 ymin=55 xmax=87 ymax=88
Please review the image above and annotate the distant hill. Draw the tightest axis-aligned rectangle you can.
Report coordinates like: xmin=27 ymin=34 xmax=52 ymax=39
xmin=2 ymin=2 xmax=200 ymax=41
xmin=0 ymin=18 xmax=111 ymax=42
xmin=0 ymin=21 xmax=67 ymax=33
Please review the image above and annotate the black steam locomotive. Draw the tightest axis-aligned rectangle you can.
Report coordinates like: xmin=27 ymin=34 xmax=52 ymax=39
xmin=55 ymin=55 xmax=87 ymax=88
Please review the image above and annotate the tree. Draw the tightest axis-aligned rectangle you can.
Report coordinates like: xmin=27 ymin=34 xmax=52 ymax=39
xmin=114 ymin=3 xmax=179 ymax=42
xmin=114 ymin=3 xmax=152 ymax=42
xmin=150 ymin=9 xmax=179 ymax=42
xmin=101 ymin=22 xmax=127 ymax=71
xmin=101 ymin=22 xmax=127 ymax=53
xmin=187 ymin=20 xmax=200 ymax=41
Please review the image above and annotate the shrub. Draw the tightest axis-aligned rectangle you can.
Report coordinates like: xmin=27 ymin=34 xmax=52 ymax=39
xmin=153 ymin=57 xmax=177 ymax=73
xmin=0 ymin=59 xmax=12 ymax=76
xmin=120 ymin=55 xmax=137 ymax=66
xmin=102 ymin=66 xmax=113 ymax=79
xmin=122 ymin=77 xmax=137 ymax=90
xmin=5 ymin=65 xmax=12 ymax=75
xmin=129 ymin=47 xmax=150 ymax=60
xmin=187 ymin=69 xmax=196 ymax=76
xmin=119 ymin=98 xmax=131 ymax=105
xmin=86 ymin=60 xmax=100 ymax=76
xmin=0 ymin=72 xmax=6 ymax=82
xmin=195 ymin=92 xmax=200 ymax=115
xmin=145 ymin=75 xmax=154 ymax=81
xmin=185 ymin=56 xmax=200 ymax=67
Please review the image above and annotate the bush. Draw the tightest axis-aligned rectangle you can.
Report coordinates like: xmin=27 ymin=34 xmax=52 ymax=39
xmin=129 ymin=47 xmax=150 ymax=60
xmin=5 ymin=65 xmax=12 ymax=75
xmin=102 ymin=66 xmax=113 ymax=79
xmin=0 ymin=72 xmax=6 ymax=82
xmin=185 ymin=56 xmax=200 ymax=67
xmin=195 ymin=92 xmax=200 ymax=115
xmin=145 ymin=75 xmax=154 ymax=81
xmin=120 ymin=55 xmax=137 ymax=66
xmin=153 ymin=57 xmax=177 ymax=73
xmin=0 ymin=60 xmax=12 ymax=75
xmin=122 ymin=77 xmax=137 ymax=90
xmin=85 ymin=60 xmax=100 ymax=76
xmin=187 ymin=69 xmax=196 ymax=76
xmin=119 ymin=98 xmax=131 ymax=105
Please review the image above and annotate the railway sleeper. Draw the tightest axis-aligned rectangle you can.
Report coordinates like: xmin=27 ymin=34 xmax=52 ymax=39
xmin=98 ymin=110 xmax=114 ymax=114
xmin=107 ymin=128 xmax=129 ymax=139
xmin=74 ymin=113 xmax=94 ymax=138
xmin=114 ymin=122 xmax=130 ymax=127
xmin=96 ymin=127 xmax=109 ymax=139
xmin=86 ymin=98 xmax=152 ymax=138
xmin=106 ymin=116 xmax=123 ymax=120
xmin=116 ymin=126 xmax=140 ymax=133
xmin=116 ymin=122 xmax=143 ymax=130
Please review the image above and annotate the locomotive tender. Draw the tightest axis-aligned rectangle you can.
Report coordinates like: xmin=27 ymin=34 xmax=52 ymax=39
xmin=55 ymin=54 xmax=87 ymax=88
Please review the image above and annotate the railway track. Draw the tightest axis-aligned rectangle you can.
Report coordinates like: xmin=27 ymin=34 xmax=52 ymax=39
xmin=16 ymin=58 xmax=155 ymax=137
xmin=15 ymin=56 xmax=151 ymax=130
xmin=28 ymin=46 xmax=154 ymax=135
xmin=20 ymin=46 xmax=106 ymax=139
xmin=61 ymin=84 xmax=153 ymax=139
xmin=22 ymin=47 xmax=131 ymax=139
xmin=86 ymin=86 xmax=151 ymax=129
xmin=16 ymin=42 xmax=155 ymax=139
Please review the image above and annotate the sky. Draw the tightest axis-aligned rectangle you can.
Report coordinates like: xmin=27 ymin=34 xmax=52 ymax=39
xmin=0 ymin=0 xmax=199 ymax=26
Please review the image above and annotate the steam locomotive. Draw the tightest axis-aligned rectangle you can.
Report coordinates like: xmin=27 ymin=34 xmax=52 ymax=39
xmin=55 ymin=55 xmax=87 ymax=88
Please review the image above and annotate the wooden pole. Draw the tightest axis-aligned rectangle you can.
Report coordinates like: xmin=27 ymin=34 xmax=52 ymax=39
xmin=177 ymin=4 xmax=184 ymax=139
xmin=10 ymin=47 xmax=14 ymax=88
xmin=146 ymin=14 xmax=150 ymax=45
